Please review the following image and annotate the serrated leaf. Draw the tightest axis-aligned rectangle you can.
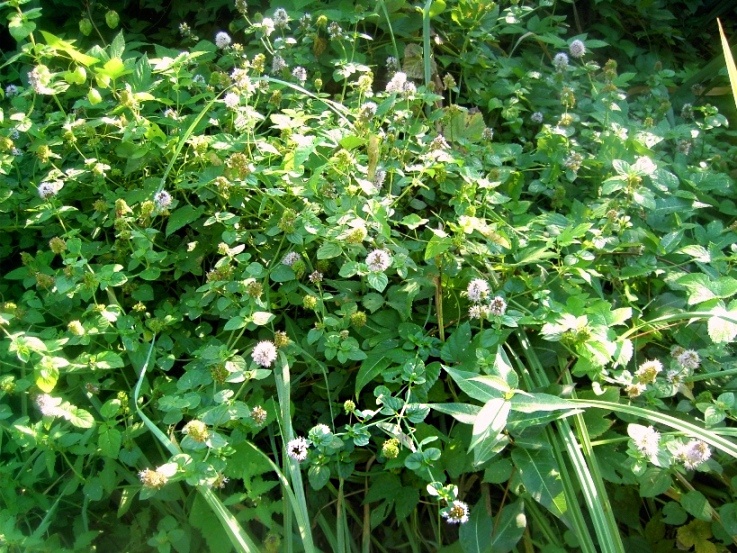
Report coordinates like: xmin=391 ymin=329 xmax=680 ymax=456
xmin=252 ymin=311 xmax=274 ymax=325
xmin=99 ymin=426 xmax=122 ymax=458
xmin=317 ymin=241 xmax=342 ymax=259
xmin=708 ymin=305 xmax=737 ymax=343
xmin=166 ymin=205 xmax=204 ymax=236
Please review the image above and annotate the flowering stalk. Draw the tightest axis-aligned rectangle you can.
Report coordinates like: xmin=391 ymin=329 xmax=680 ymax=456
xmin=132 ymin=336 xmax=260 ymax=552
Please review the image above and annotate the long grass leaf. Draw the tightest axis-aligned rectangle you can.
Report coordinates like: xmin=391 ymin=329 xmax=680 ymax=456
xmin=717 ymin=19 xmax=737 ymax=110
xmin=132 ymin=337 xmax=260 ymax=552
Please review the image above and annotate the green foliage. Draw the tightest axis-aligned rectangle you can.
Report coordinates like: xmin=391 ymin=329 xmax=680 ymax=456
xmin=1 ymin=0 xmax=737 ymax=552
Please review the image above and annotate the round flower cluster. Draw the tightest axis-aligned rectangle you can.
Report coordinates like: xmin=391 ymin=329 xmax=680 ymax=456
xmin=553 ymin=52 xmax=569 ymax=69
xmin=215 ymin=31 xmax=232 ymax=49
xmin=252 ymin=340 xmax=278 ymax=367
xmin=282 ymin=252 xmax=301 ymax=266
xmin=37 ymin=181 xmax=60 ymax=199
xmin=292 ymin=66 xmax=307 ymax=84
xmin=531 ymin=111 xmax=543 ymax=124
xmin=569 ymin=39 xmax=586 ymax=58
xmin=675 ymin=439 xmax=711 ymax=470
xmin=631 ymin=425 xmax=660 ymax=458
xmin=635 ymin=359 xmax=662 ymax=385
xmin=154 ymin=190 xmax=172 ymax=210
xmin=467 ymin=279 xmax=507 ymax=320
xmin=366 ymin=249 xmax=392 ymax=272
xmin=287 ymin=436 xmax=310 ymax=461
xmin=441 ymin=500 xmax=469 ymax=524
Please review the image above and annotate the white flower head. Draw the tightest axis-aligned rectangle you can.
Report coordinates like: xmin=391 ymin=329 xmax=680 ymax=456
xmin=676 ymin=439 xmax=711 ymax=470
xmin=488 ymin=296 xmax=507 ymax=317
xmin=366 ymin=249 xmax=392 ymax=272
xmin=36 ymin=394 xmax=64 ymax=417
xmin=385 ymin=71 xmax=408 ymax=93
xmin=629 ymin=424 xmax=660 ymax=458
xmin=252 ymin=340 xmax=278 ymax=367
xmin=273 ymin=8 xmax=289 ymax=29
xmin=292 ymin=66 xmax=307 ymax=84
xmin=37 ymin=182 xmax=60 ymax=199
xmin=467 ymin=279 xmax=490 ymax=303
xmin=154 ymin=190 xmax=172 ymax=210
xmin=677 ymin=350 xmax=700 ymax=371
xmin=282 ymin=252 xmax=301 ymax=266
xmin=261 ymin=17 xmax=275 ymax=37
xmin=215 ymin=31 xmax=232 ymax=49
xmin=5 ymin=84 xmax=19 ymax=97
xmin=272 ymin=54 xmax=288 ymax=74
xmin=223 ymin=92 xmax=240 ymax=109
xmin=287 ymin=436 xmax=309 ymax=461
xmin=531 ymin=111 xmax=543 ymax=123
xmin=569 ymin=39 xmax=586 ymax=58
xmin=441 ymin=500 xmax=469 ymax=524
xmin=553 ymin=52 xmax=569 ymax=69
xmin=635 ymin=359 xmax=663 ymax=384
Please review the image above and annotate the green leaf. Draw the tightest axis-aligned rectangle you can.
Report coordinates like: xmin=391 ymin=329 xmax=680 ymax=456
xmin=491 ymin=499 xmax=526 ymax=553
xmin=708 ymin=305 xmax=737 ymax=343
xmin=8 ymin=13 xmax=35 ymax=41
xmin=718 ymin=19 xmax=737 ymax=111
xmin=442 ymin=365 xmax=503 ymax=403
xmin=166 ymin=205 xmax=204 ymax=237
xmin=308 ymin=464 xmax=330 ymax=490
xmin=681 ymin=490 xmax=712 ymax=521
xmin=427 ymin=402 xmax=480 ymax=424
xmin=356 ymin=353 xmax=393 ymax=396
xmin=99 ymin=425 xmax=122 ymax=458
xmin=459 ymin=502 xmax=493 ymax=553
xmin=317 ymin=241 xmax=342 ymax=259
xmin=469 ymin=398 xmax=510 ymax=463
xmin=68 ymin=406 xmax=95 ymax=428
xmin=638 ymin=467 xmax=671 ymax=497
xmin=718 ymin=503 xmax=737 ymax=536
xmin=441 ymin=322 xmax=473 ymax=365
xmin=511 ymin=392 xmax=578 ymax=413
xmin=512 ymin=448 xmax=567 ymax=519
xmin=367 ymin=272 xmax=388 ymax=292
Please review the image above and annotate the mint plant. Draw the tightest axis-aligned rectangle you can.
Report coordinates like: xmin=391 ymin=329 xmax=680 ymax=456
xmin=1 ymin=0 xmax=737 ymax=551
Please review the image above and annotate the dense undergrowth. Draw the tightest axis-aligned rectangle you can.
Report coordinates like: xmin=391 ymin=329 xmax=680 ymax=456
xmin=2 ymin=0 xmax=737 ymax=551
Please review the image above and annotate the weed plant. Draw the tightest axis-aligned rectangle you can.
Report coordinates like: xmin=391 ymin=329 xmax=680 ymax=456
xmin=1 ymin=0 xmax=737 ymax=551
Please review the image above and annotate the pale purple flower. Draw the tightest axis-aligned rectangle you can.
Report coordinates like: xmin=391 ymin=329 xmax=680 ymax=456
xmin=631 ymin=425 xmax=660 ymax=458
xmin=385 ymin=72 xmax=408 ymax=93
xmin=292 ymin=66 xmax=307 ymax=84
xmin=282 ymin=252 xmax=301 ymax=266
xmin=273 ymin=8 xmax=289 ymax=29
xmin=154 ymin=190 xmax=172 ymax=210
xmin=287 ymin=436 xmax=309 ymax=461
xmin=488 ymin=296 xmax=507 ymax=317
xmin=252 ymin=340 xmax=278 ymax=367
xmin=36 ymin=394 xmax=64 ymax=417
xmin=37 ymin=182 xmax=59 ymax=199
xmin=223 ymin=92 xmax=240 ymax=109
xmin=569 ymin=39 xmax=586 ymax=58
xmin=272 ymin=55 xmax=288 ymax=74
xmin=677 ymin=350 xmax=700 ymax=371
xmin=5 ymin=84 xmax=19 ymax=97
xmin=676 ymin=439 xmax=711 ymax=470
xmin=531 ymin=112 xmax=543 ymax=124
xmin=553 ymin=52 xmax=569 ymax=69
xmin=215 ymin=31 xmax=232 ymax=49
xmin=366 ymin=249 xmax=392 ymax=272
xmin=467 ymin=279 xmax=489 ymax=303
